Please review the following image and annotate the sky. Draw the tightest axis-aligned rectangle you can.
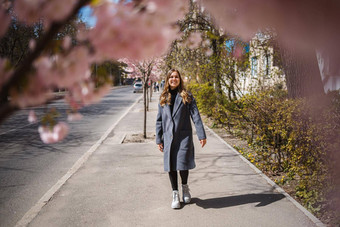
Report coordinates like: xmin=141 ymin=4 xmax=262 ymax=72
xmin=79 ymin=6 xmax=96 ymax=27
xmin=78 ymin=0 xmax=121 ymax=27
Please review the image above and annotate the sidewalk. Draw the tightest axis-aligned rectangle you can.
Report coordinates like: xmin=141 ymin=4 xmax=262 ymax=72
xmin=27 ymin=93 xmax=321 ymax=227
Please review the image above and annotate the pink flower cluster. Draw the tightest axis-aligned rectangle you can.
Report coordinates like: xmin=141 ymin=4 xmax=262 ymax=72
xmin=88 ymin=1 xmax=186 ymax=61
xmin=186 ymin=32 xmax=203 ymax=49
xmin=120 ymin=57 xmax=163 ymax=83
xmin=202 ymin=0 xmax=340 ymax=51
xmin=38 ymin=122 xmax=69 ymax=144
xmin=35 ymin=46 xmax=92 ymax=89
xmin=14 ymin=0 xmax=77 ymax=28
xmin=0 ymin=6 xmax=10 ymax=38
xmin=0 ymin=0 xmax=186 ymax=144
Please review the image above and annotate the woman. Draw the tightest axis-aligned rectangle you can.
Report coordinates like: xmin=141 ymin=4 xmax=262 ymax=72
xmin=156 ymin=69 xmax=207 ymax=209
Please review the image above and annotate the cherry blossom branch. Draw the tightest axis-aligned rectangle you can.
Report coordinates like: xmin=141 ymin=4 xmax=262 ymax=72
xmin=0 ymin=0 xmax=90 ymax=123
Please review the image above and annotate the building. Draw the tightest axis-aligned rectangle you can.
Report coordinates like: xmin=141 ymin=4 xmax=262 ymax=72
xmin=238 ymin=33 xmax=286 ymax=94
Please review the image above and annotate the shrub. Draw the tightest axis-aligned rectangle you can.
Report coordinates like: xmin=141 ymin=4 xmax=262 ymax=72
xmin=187 ymin=82 xmax=217 ymax=117
xmin=189 ymin=82 xmax=340 ymax=222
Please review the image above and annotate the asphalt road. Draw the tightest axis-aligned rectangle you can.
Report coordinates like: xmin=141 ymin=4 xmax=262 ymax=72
xmin=0 ymin=86 xmax=141 ymax=227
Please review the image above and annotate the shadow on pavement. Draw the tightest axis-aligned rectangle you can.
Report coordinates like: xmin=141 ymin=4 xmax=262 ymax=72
xmin=192 ymin=193 xmax=285 ymax=209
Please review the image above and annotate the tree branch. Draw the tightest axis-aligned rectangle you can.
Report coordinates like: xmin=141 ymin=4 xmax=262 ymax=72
xmin=0 ymin=0 xmax=91 ymax=122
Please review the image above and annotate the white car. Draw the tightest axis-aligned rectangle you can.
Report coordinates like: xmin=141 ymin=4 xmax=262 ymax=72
xmin=133 ymin=82 xmax=143 ymax=93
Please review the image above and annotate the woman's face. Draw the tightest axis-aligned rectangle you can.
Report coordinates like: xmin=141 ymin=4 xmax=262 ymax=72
xmin=169 ymin=71 xmax=180 ymax=89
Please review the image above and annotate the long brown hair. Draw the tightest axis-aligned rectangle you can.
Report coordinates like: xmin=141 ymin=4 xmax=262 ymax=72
xmin=159 ymin=69 xmax=191 ymax=106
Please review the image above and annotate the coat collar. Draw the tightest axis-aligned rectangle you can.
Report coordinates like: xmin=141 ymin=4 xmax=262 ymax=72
xmin=164 ymin=93 xmax=183 ymax=119
xmin=172 ymin=93 xmax=182 ymax=117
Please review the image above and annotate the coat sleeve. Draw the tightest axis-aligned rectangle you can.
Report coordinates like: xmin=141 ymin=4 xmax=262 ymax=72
xmin=189 ymin=95 xmax=207 ymax=140
xmin=156 ymin=103 xmax=163 ymax=144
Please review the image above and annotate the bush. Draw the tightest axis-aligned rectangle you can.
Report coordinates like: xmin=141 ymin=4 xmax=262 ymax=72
xmin=187 ymin=82 xmax=217 ymax=117
xmin=189 ymin=82 xmax=340 ymax=223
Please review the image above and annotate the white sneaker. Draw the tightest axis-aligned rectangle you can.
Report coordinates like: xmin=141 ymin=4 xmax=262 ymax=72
xmin=171 ymin=190 xmax=180 ymax=209
xmin=182 ymin=184 xmax=191 ymax=203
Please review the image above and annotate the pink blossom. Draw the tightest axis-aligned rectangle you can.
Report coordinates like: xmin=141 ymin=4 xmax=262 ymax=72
xmin=67 ymin=112 xmax=83 ymax=121
xmin=65 ymin=96 xmax=83 ymax=110
xmin=0 ymin=8 xmax=10 ymax=38
xmin=11 ymin=75 xmax=53 ymax=108
xmin=29 ymin=39 xmax=36 ymax=50
xmin=89 ymin=1 xmax=183 ymax=61
xmin=14 ymin=0 xmax=44 ymax=25
xmin=28 ymin=110 xmax=37 ymax=123
xmin=76 ymin=22 xmax=89 ymax=41
xmin=62 ymin=36 xmax=72 ymax=50
xmin=1 ymin=1 xmax=11 ymax=10
xmin=35 ymin=46 xmax=91 ymax=89
xmin=187 ymin=32 xmax=202 ymax=49
xmin=41 ymin=0 xmax=77 ymax=26
xmin=66 ymin=81 xmax=111 ymax=107
xmin=38 ymin=122 xmax=69 ymax=144
xmin=14 ymin=0 xmax=78 ymax=27
xmin=122 ymin=57 xmax=163 ymax=83
xmin=148 ymin=0 xmax=188 ymax=24
xmin=202 ymin=39 xmax=211 ymax=47
xmin=205 ymin=48 xmax=213 ymax=57
xmin=201 ymin=0 xmax=340 ymax=50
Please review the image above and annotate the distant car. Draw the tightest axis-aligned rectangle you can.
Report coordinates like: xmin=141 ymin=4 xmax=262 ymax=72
xmin=133 ymin=82 xmax=143 ymax=93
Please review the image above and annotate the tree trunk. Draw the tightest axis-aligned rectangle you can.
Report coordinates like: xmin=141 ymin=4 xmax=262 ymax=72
xmin=280 ymin=45 xmax=325 ymax=98
xmin=149 ymin=83 xmax=153 ymax=102
xmin=143 ymin=82 xmax=147 ymax=139
xmin=212 ymin=37 xmax=224 ymax=97
xmin=146 ymin=83 xmax=149 ymax=112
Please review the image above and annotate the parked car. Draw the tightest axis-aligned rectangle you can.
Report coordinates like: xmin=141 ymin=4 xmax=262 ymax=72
xmin=133 ymin=82 xmax=143 ymax=93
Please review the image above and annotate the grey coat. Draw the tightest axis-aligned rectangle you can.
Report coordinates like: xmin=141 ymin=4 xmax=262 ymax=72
xmin=156 ymin=93 xmax=206 ymax=172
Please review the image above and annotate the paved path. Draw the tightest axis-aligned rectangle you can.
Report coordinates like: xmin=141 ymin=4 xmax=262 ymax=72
xmin=0 ymin=86 xmax=138 ymax=227
xmin=24 ymin=93 xmax=321 ymax=227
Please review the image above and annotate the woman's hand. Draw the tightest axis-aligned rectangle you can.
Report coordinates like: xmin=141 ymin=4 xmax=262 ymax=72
xmin=157 ymin=143 xmax=164 ymax=152
xmin=200 ymin=139 xmax=207 ymax=148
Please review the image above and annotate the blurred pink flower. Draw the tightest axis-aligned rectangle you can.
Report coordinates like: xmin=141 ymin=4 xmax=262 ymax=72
xmin=89 ymin=1 xmax=183 ymax=61
xmin=28 ymin=110 xmax=37 ymax=123
xmin=41 ymin=0 xmax=77 ymax=25
xmin=202 ymin=0 xmax=340 ymax=51
xmin=35 ymin=47 xmax=91 ymax=89
xmin=11 ymin=75 xmax=52 ymax=108
xmin=205 ymin=48 xmax=213 ymax=57
xmin=29 ymin=39 xmax=36 ymax=50
xmin=187 ymin=32 xmax=202 ymax=49
xmin=0 ymin=8 xmax=10 ymax=37
xmin=14 ymin=0 xmax=77 ymax=26
xmin=14 ymin=0 xmax=43 ymax=25
xmin=38 ymin=122 xmax=69 ymax=144
xmin=62 ymin=36 xmax=72 ymax=50
xmin=67 ymin=112 xmax=83 ymax=121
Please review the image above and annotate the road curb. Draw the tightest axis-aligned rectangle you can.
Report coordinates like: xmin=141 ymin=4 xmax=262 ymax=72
xmin=15 ymin=95 xmax=143 ymax=227
xmin=205 ymin=126 xmax=326 ymax=227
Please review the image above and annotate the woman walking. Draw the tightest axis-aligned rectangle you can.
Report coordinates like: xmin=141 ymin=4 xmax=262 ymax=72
xmin=156 ymin=69 xmax=207 ymax=209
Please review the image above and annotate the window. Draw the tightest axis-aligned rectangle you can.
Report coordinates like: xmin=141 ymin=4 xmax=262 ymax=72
xmin=251 ymin=57 xmax=258 ymax=77
xmin=264 ymin=54 xmax=271 ymax=76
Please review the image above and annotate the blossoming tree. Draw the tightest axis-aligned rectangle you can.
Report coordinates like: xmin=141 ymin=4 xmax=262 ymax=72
xmin=1 ymin=0 xmax=340 ymax=144
xmin=120 ymin=57 xmax=163 ymax=138
xmin=0 ymin=0 xmax=187 ymax=143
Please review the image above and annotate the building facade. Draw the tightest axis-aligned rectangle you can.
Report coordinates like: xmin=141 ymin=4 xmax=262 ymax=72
xmin=238 ymin=33 xmax=286 ymax=94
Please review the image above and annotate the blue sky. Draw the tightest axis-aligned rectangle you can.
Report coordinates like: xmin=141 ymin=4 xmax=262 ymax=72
xmin=79 ymin=6 xmax=96 ymax=27
xmin=78 ymin=0 xmax=121 ymax=27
